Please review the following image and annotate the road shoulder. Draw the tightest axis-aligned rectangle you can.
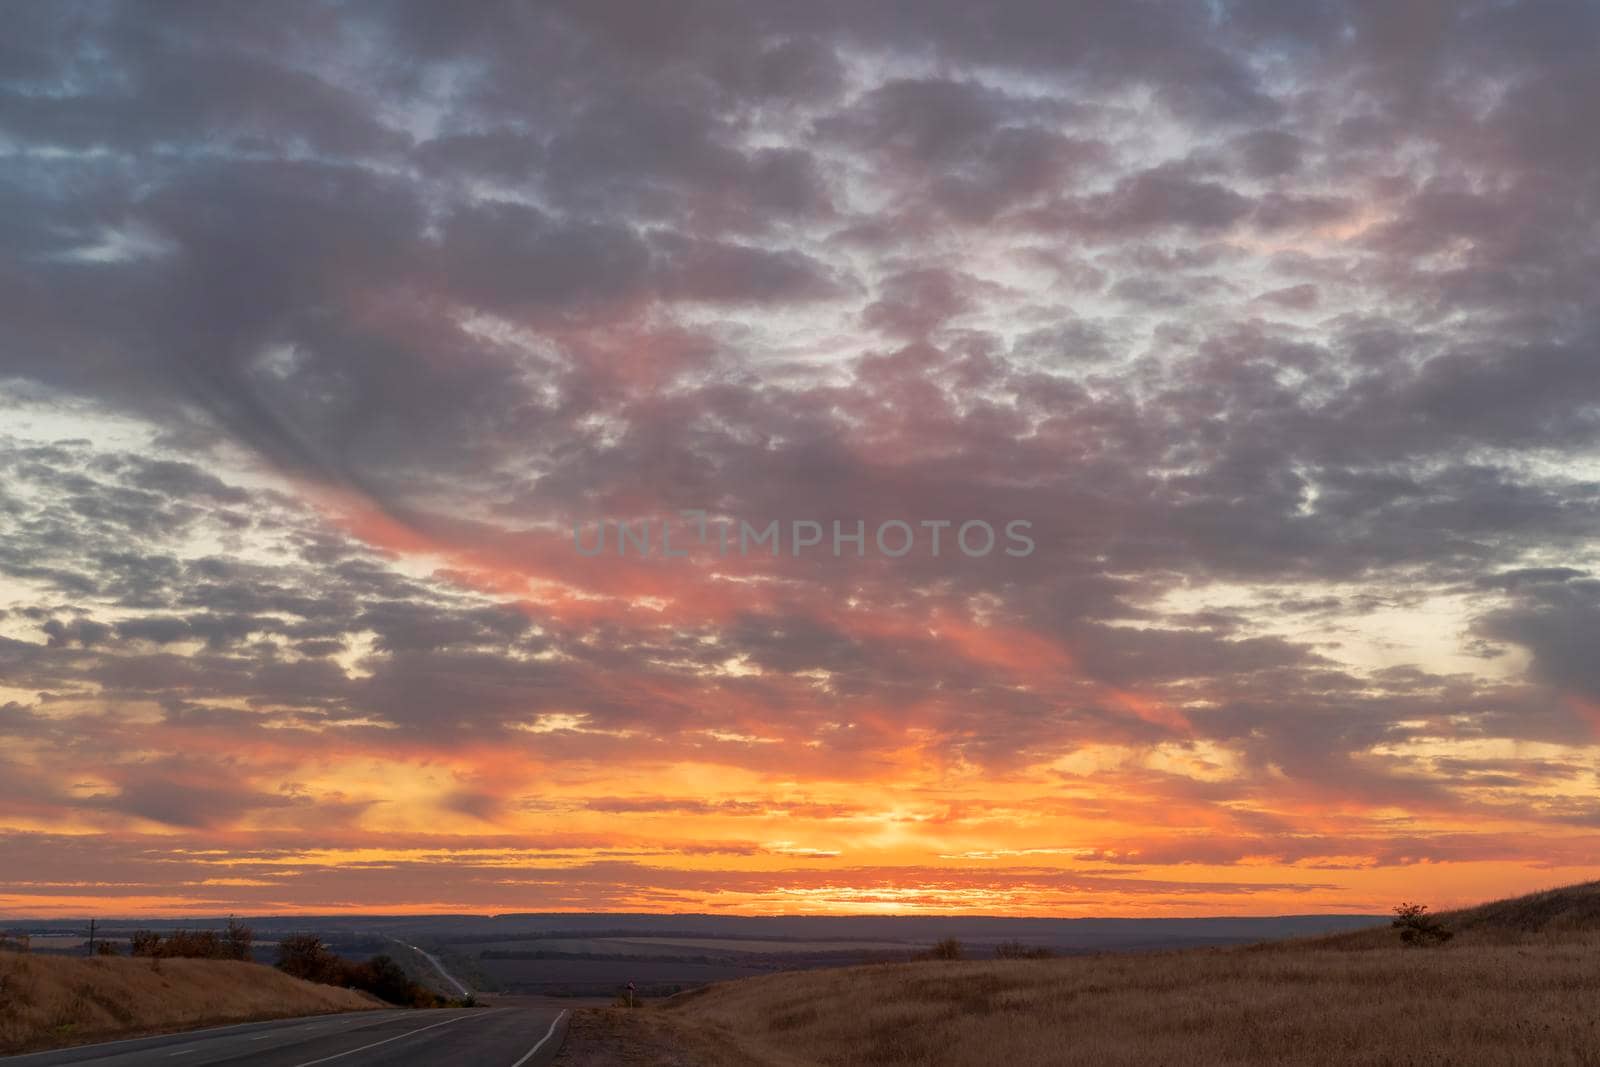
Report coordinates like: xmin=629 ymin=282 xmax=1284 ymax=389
xmin=550 ymin=1007 xmax=743 ymax=1067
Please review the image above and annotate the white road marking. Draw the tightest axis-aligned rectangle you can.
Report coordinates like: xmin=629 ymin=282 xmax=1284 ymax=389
xmin=166 ymin=1051 xmax=195 ymax=1058
xmin=288 ymin=1011 xmax=480 ymax=1067
xmin=509 ymin=1010 xmax=568 ymax=1067
xmin=0 ymin=1013 xmax=388 ymax=1062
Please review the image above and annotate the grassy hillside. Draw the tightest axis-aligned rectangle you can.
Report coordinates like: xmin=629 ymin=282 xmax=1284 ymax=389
xmin=1306 ymin=878 xmax=1600 ymax=950
xmin=1446 ymin=878 xmax=1600 ymax=932
xmin=556 ymin=882 xmax=1600 ymax=1067
xmin=0 ymin=953 xmax=378 ymax=1054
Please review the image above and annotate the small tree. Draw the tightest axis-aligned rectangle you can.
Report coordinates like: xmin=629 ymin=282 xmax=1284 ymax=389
xmin=276 ymin=934 xmax=336 ymax=982
xmin=95 ymin=940 xmax=120 ymax=956
xmin=929 ymin=937 xmax=963 ymax=960
xmin=1392 ymin=902 xmax=1453 ymax=946
xmin=223 ymin=915 xmax=254 ymax=962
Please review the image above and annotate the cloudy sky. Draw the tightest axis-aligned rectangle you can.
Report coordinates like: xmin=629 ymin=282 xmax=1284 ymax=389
xmin=3 ymin=1 xmax=1600 ymax=919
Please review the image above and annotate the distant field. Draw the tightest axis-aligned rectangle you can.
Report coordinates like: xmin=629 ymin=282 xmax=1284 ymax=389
xmin=22 ymin=936 xmax=91 ymax=951
xmin=450 ymin=933 xmax=927 ymax=995
xmin=470 ymin=936 xmax=914 ymax=957
xmin=610 ymin=937 xmax=915 ymax=954
xmin=476 ymin=954 xmax=769 ymax=995
xmin=421 ymin=919 xmax=1389 ymax=1002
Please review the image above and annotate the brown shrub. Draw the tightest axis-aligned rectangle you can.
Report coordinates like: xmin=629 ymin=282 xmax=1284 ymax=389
xmin=273 ymin=936 xmax=441 ymax=1007
xmin=993 ymin=941 xmax=1054 ymax=960
xmin=274 ymin=934 xmax=337 ymax=983
xmin=1392 ymin=903 xmax=1453 ymax=947
xmin=130 ymin=929 xmax=231 ymax=960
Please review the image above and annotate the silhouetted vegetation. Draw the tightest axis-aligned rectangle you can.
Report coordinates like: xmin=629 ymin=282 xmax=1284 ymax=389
xmin=129 ymin=921 xmax=250 ymax=961
xmin=222 ymin=916 xmax=253 ymax=961
xmin=125 ymin=918 xmax=251 ymax=962
xmin=1391 ymin=903 xmax=1453 ymax=946
xmin=357 ymin=955 xmax=435 ymax=1007
xmin=274 ymin=935 xmax=445 ymax=1007
xmin=927 ymin=938 xmax=964 ymax=960
xmin=994 ymin=940 xmax=1054 ymax=960
xmin=274 ymin=934 xmax=336 ymax=982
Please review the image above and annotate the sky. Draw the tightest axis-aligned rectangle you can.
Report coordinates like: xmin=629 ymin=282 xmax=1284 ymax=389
xmin=3 ymin=1 xmax=1600 ymax=919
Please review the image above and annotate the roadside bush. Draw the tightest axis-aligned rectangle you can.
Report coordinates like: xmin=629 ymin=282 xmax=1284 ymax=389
xmin=348 ymin=955 xmax=444 ymax=1008
xmin=349 ymin=959 xmax=443 ymax=1007
xmin=1392 ymin=903 xmax=1453 ymax=946
xmin=275 ymin=934 xmax=339 ymax=983
xmin=928 ymin=938 xmax=964 ymax=960
xmin=164 ymin=931 xmax=222 ymax=959
xmin=275 ymin=937 xmax=443 ymax=1008
xmin=129 ymin=929 xmax=230 ymax=960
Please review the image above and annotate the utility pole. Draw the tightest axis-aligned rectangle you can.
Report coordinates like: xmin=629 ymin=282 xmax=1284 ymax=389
xmin=87 ymin=918 xmax=96 ymax=956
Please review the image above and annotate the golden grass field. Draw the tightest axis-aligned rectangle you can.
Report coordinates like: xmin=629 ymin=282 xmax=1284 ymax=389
xmin=0 ymin=953 xmax=378 ymax=1054
xmin=556 ymin=882 xmax=1600 ymax=1067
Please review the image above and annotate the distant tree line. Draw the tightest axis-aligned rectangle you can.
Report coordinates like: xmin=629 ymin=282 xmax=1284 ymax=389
xmin=127 ymin=916 xmax=254 ymax=960
xmin=916 ymin=939 xmax=1055 ymax=961
xmin=993 ymin=940 xmax=1055 ymax=960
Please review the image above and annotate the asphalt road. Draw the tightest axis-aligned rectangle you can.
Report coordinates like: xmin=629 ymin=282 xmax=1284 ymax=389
xmin=1 ymin=1001 xmax=569 ymax=1067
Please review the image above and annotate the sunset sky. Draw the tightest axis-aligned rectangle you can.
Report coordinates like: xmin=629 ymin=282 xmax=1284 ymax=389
xmin=4 ymin=2 xmax=1600 ymax=919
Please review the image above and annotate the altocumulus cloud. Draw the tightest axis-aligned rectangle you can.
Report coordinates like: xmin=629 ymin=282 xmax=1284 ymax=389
xmin=1 ymin=0 xmax=1599 ymax=917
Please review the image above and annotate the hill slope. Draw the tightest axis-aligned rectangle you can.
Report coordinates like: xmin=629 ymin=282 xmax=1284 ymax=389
xmin=1436 ymin=878 xmax=1600 ymax=934
xmin=0 ymin=954 xmax=378 ymax=1054
xmin=1306 ymin=878 xmax=1600 ymax=950
xmin=555 ymin=882 xmax=1600 ymax=1067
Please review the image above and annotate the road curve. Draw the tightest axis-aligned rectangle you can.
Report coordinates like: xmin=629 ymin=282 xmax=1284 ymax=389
xmin=0 ymin=1001 xmax=569 ymax=1067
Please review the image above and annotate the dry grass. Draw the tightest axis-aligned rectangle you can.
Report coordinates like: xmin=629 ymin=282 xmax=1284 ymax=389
xmin=0 ymin=953 xmax=379 ymax=1054
xmin=553 ymin=1007 xmax=708 ymax=1067
xmin=594 ymin=932 xmax=1600 ymax=1066
xmin=600 ymin=881 xmax=1600 ymax=1066
xmin=1309 ymin=879 xmax=1600 ymax=950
